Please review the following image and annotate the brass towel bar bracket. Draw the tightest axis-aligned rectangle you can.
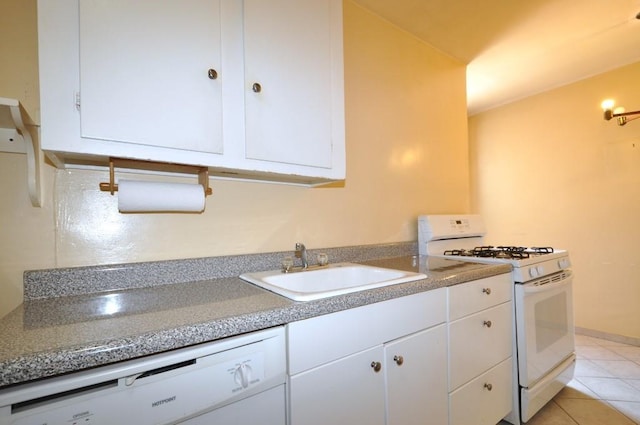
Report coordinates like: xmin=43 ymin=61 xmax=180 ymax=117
xmin=98 ymin=158 xmax=213 ymax=196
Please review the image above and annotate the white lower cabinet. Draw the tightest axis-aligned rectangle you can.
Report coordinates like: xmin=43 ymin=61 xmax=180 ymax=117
xmin=447 ymin=273 xmax=513 ymax=425
xmin=449 ymin=358 xmax=513 ymax=425
xmin=289 ymin=346 xmax=386 ymax=425
xmin=287 ymin=289 xmax=448 ymax=425
xmin=287 ymin=273 xmax=513 ymax=425
xmin=448 ymin=302 xmax=512 ymax=390
xmin=385 ymin=325 xmax=448 ymax=425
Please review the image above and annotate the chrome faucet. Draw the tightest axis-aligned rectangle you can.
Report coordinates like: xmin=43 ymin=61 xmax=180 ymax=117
xmin=295 ymin=243 xmax=308 ymax=269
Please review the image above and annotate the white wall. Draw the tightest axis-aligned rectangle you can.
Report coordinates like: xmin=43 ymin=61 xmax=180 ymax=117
xmin=0 ymin=0 xmax=469 ymax=317
xmin=470 ymin=62 xmax=640 ymax=340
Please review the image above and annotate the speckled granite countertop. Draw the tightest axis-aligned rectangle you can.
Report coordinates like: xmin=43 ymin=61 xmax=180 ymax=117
xmin=0 ymin=242 xmax=510 ymax=389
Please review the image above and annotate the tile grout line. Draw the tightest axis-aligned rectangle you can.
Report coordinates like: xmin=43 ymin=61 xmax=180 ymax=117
xmin=574 ymin=336 xmax=640 ymax=424
xmin=553 ymin=399 xmax=581 ymax=425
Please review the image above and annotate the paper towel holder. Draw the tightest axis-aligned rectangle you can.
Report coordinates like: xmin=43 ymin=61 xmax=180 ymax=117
xmin=99 ymin=158 xmax=213 ymax=196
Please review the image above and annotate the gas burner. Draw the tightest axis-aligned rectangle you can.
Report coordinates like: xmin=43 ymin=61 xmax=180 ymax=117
xmin=444 ymin=246 xmax=534 ymax=260
xmin=471 ymin=246 xmax=526 ymax=259
xmin=496 ymin=246 xmax=527 ymax=253
xmin=530 ymin=247 xmax=554 ymax=254
xmin=472 ymin=246 xmax=497 ymax=257
xmin=443 ymin=249 xmax=474 ymax=257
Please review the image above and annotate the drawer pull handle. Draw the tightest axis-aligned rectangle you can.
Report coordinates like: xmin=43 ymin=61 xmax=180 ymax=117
xmin=483 ymin=320 xmax=492 ymax=328
xmin=482 ymin=287 xmax=492 ymax=295
xmin=371 ymin=361 xmax=382 ymax=373
xmin=484 ymin=383 xmax=493 ymax=391
xmin=393 ymin=355 xmax=404 ymax=366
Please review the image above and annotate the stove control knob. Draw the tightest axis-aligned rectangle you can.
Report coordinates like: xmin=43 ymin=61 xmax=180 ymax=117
xmin=528 ymin=267 xmax=539 ymax=278
xmin=537 ymin=265 xmax=545 ymax=276
xmin=558 ymin=258 xmax=571 ymax=269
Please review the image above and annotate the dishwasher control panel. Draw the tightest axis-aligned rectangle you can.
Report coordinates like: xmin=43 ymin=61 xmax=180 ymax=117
xmin=0 ymin=327 xmax=285 ymax=425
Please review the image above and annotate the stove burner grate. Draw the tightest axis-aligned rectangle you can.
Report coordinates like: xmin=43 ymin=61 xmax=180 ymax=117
xmin=443 ymin=245 xmax=556 ymax=260
xmin=531 ymin=247 xmax=554 ymax=254
xmin=443 ymin=249 xmax=473 ymax=257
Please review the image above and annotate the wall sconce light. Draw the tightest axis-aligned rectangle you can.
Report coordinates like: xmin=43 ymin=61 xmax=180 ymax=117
xmin=601 ymin=99 xmax=640 ymax=126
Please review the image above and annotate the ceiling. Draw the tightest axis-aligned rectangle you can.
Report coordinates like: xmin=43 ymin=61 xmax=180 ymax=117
xmin=351 ymin=0 xmax=640 ymax=115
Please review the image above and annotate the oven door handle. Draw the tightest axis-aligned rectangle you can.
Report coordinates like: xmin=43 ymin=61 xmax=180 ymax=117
xmin=522 ymin=274 xmax=572 ymax=294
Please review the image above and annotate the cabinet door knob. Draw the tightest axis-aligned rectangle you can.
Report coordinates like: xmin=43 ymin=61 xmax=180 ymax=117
xmin=484 ymin=383 xmax=493 ymax=391
xmin=482 ymin=287 xmax=492 ymax=295
xmin=483 ymin=320 xmax=492 ymax=328
xmin=370 ymin=361 xmax=382 ymax=373
xmin=207 ymin=69 xmax=218 ymax=80
xmin=393 ymin=355 xmax=404 ymax=366
xmin=252 ymin=82 xmax=262 ymax=93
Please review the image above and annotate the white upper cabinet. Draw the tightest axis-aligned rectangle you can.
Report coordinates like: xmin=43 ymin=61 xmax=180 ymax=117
xmin=37 ymin=0 xmax=345 ymax=184
xmin=78 ymin=0 xmax=224 ymax=154
xmin=244 ymin=0 xmax=334 ymax=169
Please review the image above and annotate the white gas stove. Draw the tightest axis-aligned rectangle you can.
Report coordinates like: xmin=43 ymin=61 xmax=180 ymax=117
xmin=418 ymin=214 xmax=576 ymax=424
xmin=418 ymin=214 xmax=571 ymax=283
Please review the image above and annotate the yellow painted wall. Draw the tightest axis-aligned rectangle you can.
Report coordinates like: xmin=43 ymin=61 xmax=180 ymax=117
xmin=0 ymin=0 xmax=469 ymax=317
xmin=470 ymin=62 xmax=640 ymax=340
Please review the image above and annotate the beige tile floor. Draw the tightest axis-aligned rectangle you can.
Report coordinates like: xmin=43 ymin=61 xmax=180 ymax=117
xmin=502 ymin=334 xmax=640 ymax=424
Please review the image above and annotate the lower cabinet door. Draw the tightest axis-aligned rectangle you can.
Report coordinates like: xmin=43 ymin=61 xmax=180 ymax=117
xmin=385 ymin=325 xmax=448 ymax=425
xmin=449 ymin=357 xmax=513 ymax=425
xmin=289 ymin=346 xmax=386 ymax=425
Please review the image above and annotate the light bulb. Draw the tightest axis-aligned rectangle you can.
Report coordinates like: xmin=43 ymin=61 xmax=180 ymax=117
xmin=601 ymin=99 xmax=615 ymax=111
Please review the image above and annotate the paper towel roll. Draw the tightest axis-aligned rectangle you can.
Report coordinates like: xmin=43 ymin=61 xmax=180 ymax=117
xmin=118 ymin=180 xmax=206 ymax=213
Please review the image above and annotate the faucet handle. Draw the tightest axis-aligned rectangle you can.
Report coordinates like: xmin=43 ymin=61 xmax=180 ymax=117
xmin=317 ymin=253 xmax=329 ymax=266
xmin=281 ymin=256 xmax=294 ymax=273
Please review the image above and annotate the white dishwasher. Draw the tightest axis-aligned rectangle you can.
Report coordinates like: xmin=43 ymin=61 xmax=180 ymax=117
xmin=0 ymin=326 xmax=286 ymax=425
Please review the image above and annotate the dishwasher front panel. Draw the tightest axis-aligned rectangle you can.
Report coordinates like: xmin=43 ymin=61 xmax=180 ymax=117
xmin=0 ymin=327 xmax=286 ymax=425
xmin=181 ymin=384 xmax=285 ymax=424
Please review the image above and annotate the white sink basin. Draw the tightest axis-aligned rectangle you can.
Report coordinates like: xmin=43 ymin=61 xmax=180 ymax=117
xmin=239 ymin=263 xmax=427 ymax=301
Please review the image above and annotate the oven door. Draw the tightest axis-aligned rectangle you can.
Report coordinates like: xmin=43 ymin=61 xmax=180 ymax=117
xmin=515 ymin=270 xmax=575 ymax=388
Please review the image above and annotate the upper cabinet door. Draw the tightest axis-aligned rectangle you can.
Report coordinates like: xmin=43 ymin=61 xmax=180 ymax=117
xmin=243 ymin=0 xmax=342 ymax=169
xmin=78 ymin=0 xmax=224 ymax=154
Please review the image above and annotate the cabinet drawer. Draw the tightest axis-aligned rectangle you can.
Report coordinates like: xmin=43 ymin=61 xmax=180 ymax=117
xmin=448 ymin=301 xmax=512 ymax=390
xmin=448 ymin=273 xmax=511 ymax=320
xmin=288 ymin=289 xmax=446 ymax=375
xmin=449 ymin=357 xmax=513 ymax=425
